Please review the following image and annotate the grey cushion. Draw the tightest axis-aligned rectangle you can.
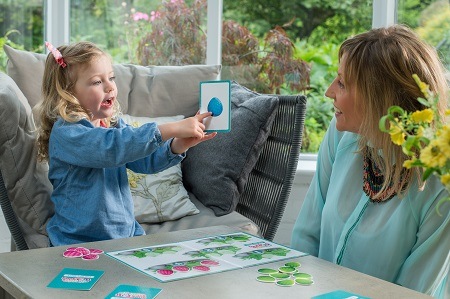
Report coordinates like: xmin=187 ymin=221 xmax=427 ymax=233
xmin=114 ymin=64 xmax=222 ymax=117
xmin=181 ymin=81 xmax=279 ymax=216
xmin=3 ymin=46 xmax=45 ymax=108
xmin=0 ymin=72 xmax=54 ymax=236
xmin=4 ymin=45 xmax=221 ymax=118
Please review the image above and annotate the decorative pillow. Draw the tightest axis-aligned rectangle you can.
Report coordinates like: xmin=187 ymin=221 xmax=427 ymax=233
xmin=3 ymin=45 xmax=221 ymax=117
xmin=0 ymin=71 xmax=54 ymax=235
xmin=121 ymin=114 xmax=200 ymax=223
xmin=181 ymin=81 xmax=279 ymax=216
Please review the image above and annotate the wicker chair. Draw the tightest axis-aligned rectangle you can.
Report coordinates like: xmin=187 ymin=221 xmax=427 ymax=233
xmin=237 ymin=95 xmax=307 ymax=241
xmin=0 ymin=172 xmax=29 ymax=251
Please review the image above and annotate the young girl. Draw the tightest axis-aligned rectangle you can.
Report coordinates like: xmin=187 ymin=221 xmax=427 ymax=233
xmin=37 ymin=41 xmax=216 ymax=246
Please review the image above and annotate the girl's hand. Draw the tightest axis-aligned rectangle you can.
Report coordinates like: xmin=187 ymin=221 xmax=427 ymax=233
xmin=157 ymin=111 xmax=217 ymax=154
xmin=170 ymin=131 xmax=217 ymax=154
xmin=158 ymin=112 xmax=212 ymax=140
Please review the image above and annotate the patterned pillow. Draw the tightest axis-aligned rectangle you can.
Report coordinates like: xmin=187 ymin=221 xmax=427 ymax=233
xmin=121 ymin=114 xmax=200 ymax=223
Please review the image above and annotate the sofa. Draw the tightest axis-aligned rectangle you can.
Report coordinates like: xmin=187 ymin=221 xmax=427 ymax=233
xmin=0 ymin=44 xmax=306 ymax=250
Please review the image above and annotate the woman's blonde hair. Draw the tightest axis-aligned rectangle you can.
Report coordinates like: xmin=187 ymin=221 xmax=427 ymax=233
xmin=37 ymin=41 xmax=121 ymax=162
xmin=339 ymin=24 xmax=449 ymax=200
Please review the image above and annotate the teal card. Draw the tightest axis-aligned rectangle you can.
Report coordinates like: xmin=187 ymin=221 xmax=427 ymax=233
xmin=47 ymin=268 xmax=104 ymax=290
xmin=105 ymin=284 xmax=162 ymax=299
xmin=312 ymin=290 xmax=371 ymax=299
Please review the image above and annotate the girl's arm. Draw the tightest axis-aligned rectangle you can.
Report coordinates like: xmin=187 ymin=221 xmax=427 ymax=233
xmin=50 ymin=119 xmax=170 ymax=168
xmin=158 ymin=112 xmax=216 ymax=154
xmin=158 ymin=112 xmax=211 ymax=141
xmin=126 ymin=138 xmax=185 ymax=174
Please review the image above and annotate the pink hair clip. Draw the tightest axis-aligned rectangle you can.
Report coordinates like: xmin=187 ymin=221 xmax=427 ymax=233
xmin=45 ymin=41 xmax=67 ymax=68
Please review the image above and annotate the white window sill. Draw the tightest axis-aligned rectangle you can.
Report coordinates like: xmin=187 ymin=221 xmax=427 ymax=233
xmin=297 ymin=153 xmax=317 ymax=175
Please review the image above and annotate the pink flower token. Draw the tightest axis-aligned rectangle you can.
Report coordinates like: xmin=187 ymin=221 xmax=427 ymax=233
xmin=63 ymin=250 xmax=83 ymax=258
xmin=200 ymin=259 xmax=220 ymax=266
xmin=193 ymin=265 xmax=210 ymax=272
xmin=62 ymin=247 xmax=103 ymax=260
xmin=75 ymin=247 xmax=91 ymax=256
xmin=172 ymin=265 xmax=190 ymax=272
xmin=82 ymin=254 xmax=100 ymax=260
xmin=157 ymin=269 xmax=174 ymax=276
xmin=88 ymin=248 xmax=104 ymax=255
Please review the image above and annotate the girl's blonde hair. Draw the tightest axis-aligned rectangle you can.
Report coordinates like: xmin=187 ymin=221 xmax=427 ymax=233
xmin=37 ymin=41 xmax=121 ymax=162
xmin=339 ymin=24 xmax=449 ymax=200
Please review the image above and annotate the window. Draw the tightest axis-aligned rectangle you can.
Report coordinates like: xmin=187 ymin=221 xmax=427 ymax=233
xmin=70 ymin=0 xmax=208 ymax=65
xmin=1 ymin=0 xmax=448 ymax=155
xmin=0 ymin=0 xmax=44 ymax=52
xmin=397 ymin=0 xmax=449 ymax=69
xmin=222 ymin=1 xmax=373 ymax=153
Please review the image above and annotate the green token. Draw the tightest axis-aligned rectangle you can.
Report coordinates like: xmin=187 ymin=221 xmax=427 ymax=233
xmin=270 ymin=272 xmax=290 ymax=279
xmin=257 ymin=275 xmax=276 ymax=283
xmin=257 ymin=268 xmax=278 ymax=274
xmin=295 ymin=277 xmax=314 ymax=285
xmin=278 ymin=266 xmax=297 ymax=274
xmin=276 ymin=279 xmax=295 ymax=287
xmin=284 ymin=261 xmax=301 ymax=268
xmin=293 ymin=272 xmax=312 ymax=279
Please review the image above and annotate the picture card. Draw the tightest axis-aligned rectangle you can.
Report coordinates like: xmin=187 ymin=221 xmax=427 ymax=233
xmin=312 ymin=290 xmax=371 ymax=299
xmin=199 ymin=80 xmax=231 ymax=132
xmin=105 ymin=284 xmax=162 ymax=299
xmin=47 ymin=268 xmax=104 ymax=291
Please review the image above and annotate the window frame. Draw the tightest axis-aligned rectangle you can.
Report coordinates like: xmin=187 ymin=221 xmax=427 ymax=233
xmin=45 ymin=0 xmax=395 ymax=55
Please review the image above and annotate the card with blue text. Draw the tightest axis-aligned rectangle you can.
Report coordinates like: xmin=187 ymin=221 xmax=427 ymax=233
xmin=105 ymin=284 xmax=162 ymax=299
xmin=47 ymin=268 xmax=104 ymax=291
xmin=312 ymin=290 xmax=371 ymax=299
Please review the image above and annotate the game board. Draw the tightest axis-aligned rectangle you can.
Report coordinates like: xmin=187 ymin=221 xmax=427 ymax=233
xmin=106 ymin=233 xmax=306 ymax=282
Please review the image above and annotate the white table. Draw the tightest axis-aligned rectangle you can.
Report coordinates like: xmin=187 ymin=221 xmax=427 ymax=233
xmin=0 ymin=226 xmax=431 ymax=298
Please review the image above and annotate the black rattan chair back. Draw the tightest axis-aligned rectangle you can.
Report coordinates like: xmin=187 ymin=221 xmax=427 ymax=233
xmin=236 ymin=95 xmax=307 ymax=241
xmin=0 ymin=171 xmax=29 ymax=250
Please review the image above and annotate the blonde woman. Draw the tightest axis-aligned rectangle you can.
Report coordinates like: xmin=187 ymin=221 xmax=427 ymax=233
xmin=291 ymin=25 xmax=449 ymax=298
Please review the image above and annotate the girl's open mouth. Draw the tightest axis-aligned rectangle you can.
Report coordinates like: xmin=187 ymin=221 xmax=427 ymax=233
xmin=101 ymin=98 xmax=113 ymax=108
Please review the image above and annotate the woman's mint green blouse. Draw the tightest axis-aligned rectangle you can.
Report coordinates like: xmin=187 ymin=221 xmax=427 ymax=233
xmin=291 ymin=117 xmax=449 ymax=298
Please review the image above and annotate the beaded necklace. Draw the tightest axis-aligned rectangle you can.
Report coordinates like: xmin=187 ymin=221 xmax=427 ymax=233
xmin=362 ymin=148 xmax=409 ymax=203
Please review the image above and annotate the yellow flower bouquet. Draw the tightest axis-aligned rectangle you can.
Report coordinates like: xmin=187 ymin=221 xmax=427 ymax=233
xmin=379 ymin=74 xmax=450 ymax=214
